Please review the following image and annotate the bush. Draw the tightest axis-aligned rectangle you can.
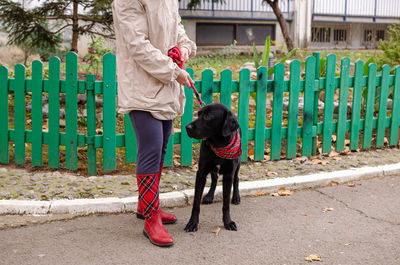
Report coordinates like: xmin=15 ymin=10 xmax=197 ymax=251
xmin=379 ymin=24 xmax=400 ymax=68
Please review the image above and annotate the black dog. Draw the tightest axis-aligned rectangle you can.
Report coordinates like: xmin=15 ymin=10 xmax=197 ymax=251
xmin=185 ymin=103 xmax=241 ymax=232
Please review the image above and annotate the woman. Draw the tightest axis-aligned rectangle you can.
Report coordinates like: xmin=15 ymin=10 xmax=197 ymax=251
xmin=112 ymin=0 xmax=196 ymax=247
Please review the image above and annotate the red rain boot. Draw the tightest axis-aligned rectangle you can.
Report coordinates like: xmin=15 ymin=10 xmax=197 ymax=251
xmin=136 ymin=162 xmax=177 ymax=224
xmin=143 ymin=209 xmax=174 ymax=247
xmin=137 ymin=173 xmax=173 ymax=247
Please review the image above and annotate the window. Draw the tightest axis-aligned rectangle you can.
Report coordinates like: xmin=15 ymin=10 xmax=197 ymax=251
xmin=196 ymin=23 xmax=275 ymax=46
xmin=333 ymin=29 xmax=347 ymax=42
xmin=311 ymin=27 xmax=330 ymax=43
xmin=196 ymin=24 xmax=235 ymax=45
xmin=376 ymin=30 xmax=385 ymax=41
xmin=364 ymin=29 xmax=373 ymax=42
xmin=237 ymin=24 xmax=275 ymax=45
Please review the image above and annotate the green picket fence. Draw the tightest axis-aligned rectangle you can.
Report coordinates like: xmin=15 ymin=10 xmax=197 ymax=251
xmin=0 ymin=52 xmax=400 ymax=176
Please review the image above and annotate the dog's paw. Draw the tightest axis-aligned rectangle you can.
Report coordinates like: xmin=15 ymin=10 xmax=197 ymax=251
xmin=184 ymin=220 xmax=199 ymax=232
xmin=224 ymin=221 xmax=237 ymax=231
xmin=202 ymin=195 xmax=214 ymax=204
xmin=231 ymin=194 xmax=240 ymax=205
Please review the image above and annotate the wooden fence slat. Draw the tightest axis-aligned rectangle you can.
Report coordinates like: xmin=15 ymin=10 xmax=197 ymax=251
xmin=0 ymin=66 xmax=9 ymax=163
xmin=181 ymin=68 xmax=194 ymax=166
xmin=238 ymin=68 xmax=251 ymax=162
xmin=220 ymin=69 xmax=233 ymax=109
xmin=312 ymin=52 xmax=321 ymax=156
xmin=86 ymin=75 xmax=97 ymax=176
xmin=201 ymin=69 xmax=214 ymax=105
xmin=102 ymin=53 xmax=117 ymax=171
xmin=362 ymin=63 xmax=377 ymax=149
xmin=376 ymin=65 xmax=390 ymax=147
xmin=286 ymin=60 xmax=301 ymax=159
xmin=124 ymin=114 xmax=137 ymax=163
xmin=271 ymin=63 xmax=285 ymax=160
xmin=254 ymin=67 xmax=267 ymax=161
xmin=302 ymin=56 xmax=316 ymax=157
xmin=350 ymin=60 xmax=364 ymax=151
xmin=389 ymin=66 xmax=400 ymax=146
xmin=48 ymin=57 xmax=61 ymax=169
xmin=14 ymin=64 xmax=26 ymax=165
xmin=336 ymin=57 xmax=350 ymax=152
xmin=31 ymin=60 xmax=43 ymax=166
xmin=65 ymin=52 xmax=78 ymax=170
xmin=322 ymin=54 xmax=336 ymax=154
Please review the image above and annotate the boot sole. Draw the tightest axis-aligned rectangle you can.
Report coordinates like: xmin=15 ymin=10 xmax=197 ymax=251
xmin=143 ymin=229 xmax=174 ymax=247
xmin=136 ymin=213 xmax=177 ymax=225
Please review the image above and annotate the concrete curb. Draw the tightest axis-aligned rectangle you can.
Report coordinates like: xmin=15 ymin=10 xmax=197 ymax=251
xmin=1 ymin=163 xmax=399 ymax=215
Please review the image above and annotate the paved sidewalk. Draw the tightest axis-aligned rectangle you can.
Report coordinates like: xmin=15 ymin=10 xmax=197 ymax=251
xmin=1 ymin=147 xmax=400 ymax=214
xmin=1 ymin=175 xmax=399 ymax=265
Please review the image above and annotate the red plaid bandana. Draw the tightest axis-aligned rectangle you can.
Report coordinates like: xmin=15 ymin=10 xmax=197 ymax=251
xmin=210 ymin=130 xmax=242 ymax=159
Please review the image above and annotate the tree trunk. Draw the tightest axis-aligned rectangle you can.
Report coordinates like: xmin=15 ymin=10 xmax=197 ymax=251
xmin=71 ymin=1 xmax=79 ymax=52
xmin=267 ymin=0 xmax=294 ymax=51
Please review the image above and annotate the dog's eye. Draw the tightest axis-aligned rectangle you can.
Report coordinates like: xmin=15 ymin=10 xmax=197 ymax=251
xmin=203 ymin=114 xmax=211 ymax=121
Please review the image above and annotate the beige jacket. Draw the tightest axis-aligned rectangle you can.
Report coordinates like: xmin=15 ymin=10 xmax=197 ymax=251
xmin=112 ymin=0 xmax=196 ymax=120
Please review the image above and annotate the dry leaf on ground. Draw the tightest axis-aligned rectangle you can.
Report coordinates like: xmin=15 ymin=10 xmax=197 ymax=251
xmin=305 ymin=254 xmax=322 ymax=262
xmin=253 ymin=191 xmax=265 ymax=197
xmin=327 ymin=151 xmax=339 ymax=157
xmin=347 ymin=182 xmax=355 ymax=187
xmin=269 ymin=192 xmax=279 ymax=197
xmin=322 ymin=207 xmax=334 ymax=212
xmin=267 ymin=171 xmax=279 ymax=176
xmin=332 ymin=156 xmax=342 ymax=161
xmin=212 ymin=227 xmax=221 ymax=236
xmin=311 ymin=159 xmax=328 ymax=166
xmin=293 ymin=157 xmax=308 ymax=163
xmin=277 ymin=187 xmax=296 ymax=196
xmin=328 ymin=181 xmax=339 ymax=186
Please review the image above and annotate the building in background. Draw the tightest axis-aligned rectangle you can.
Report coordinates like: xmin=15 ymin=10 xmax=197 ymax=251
xmin=179 ymin=0 xmax=400 ymax=50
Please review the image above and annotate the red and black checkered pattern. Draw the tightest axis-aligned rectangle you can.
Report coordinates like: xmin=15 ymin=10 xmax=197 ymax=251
xmin=210 ymin=129 xmax=242 ymax=159
xmin=137 ymin=173 xmax=159 ymax=219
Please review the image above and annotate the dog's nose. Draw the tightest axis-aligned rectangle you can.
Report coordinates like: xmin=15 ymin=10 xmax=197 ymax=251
xmin=186 ymin=123 xmax=194 ymax=132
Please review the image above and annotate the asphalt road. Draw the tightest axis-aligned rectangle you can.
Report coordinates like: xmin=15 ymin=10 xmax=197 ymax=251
xmin=1 ymin=175 xmax=399 ymax=265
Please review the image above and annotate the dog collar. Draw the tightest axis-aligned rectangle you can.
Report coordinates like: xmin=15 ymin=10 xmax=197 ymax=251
xmin=210 ymin=129 xmax=242 ymax=159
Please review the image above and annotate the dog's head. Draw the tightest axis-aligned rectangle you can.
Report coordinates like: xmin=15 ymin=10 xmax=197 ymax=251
xmin=185 ymin=103 xmax=239 ymax=140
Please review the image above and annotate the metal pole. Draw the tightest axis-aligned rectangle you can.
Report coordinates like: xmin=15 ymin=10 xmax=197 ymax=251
xmin=251 ymin=0 xmax=254 ymax=19
xmin=288 ymin=0 xmax=290 ymax=20
xmin=373 ymin=0 xmax=377 ymax=22
xmin=344 ymin=0 xmax=347 ymax=21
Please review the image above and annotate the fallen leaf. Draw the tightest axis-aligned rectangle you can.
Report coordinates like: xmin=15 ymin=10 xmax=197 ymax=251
xmin=269 ymin=192 xmax=279 ymax=197
xmin=248 ymin=155 xmax=254 ymax=161
xmin=253 ymin=191 xmax=265 ymax=197
xmin=332 ymin=157 xmax=342 ymax=161
xmin=212 ymin=227 xmax=221 ymax=236
xmin=305 ymin=254 xmax=322 ymax=262
xmin=293 ymin=157 xmax=308 ymax=163
xmin=267 ymin=171 xmax=279 ymax=176
xmin=322 ymin=207 xmax=334 ymax=212
xmin=248 ymin=149 xmax=254 ymax=156
xmin=384 ymin=137 xmax=389 ymax=145
xmin=332 ymin=135 xmax=337 ymax=142
xmin=277 ymin=187 xmax=296 ymax=196
xmin=328 ymin=181 xmax=339 ymax=186
xmin=345 ymin=139 xmax=351 ymax=145
xmin=347 ymin=182 xmax=355 ymax=187
xmin=311 ymin=159 xmax=328 ymax=166
xmin=96 ymin=129 xmax=103 ymax=135
xmin=327 ymin=151 xmax=339 ymax=157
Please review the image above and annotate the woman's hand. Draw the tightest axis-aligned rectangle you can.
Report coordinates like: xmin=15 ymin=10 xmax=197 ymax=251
xmin=181 ymin=47 xmax=189 ymax=63
xmin=176 ymin=70 xmax=194 ymax=88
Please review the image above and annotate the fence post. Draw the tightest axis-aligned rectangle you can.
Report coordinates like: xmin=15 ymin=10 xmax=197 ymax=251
xmin=270 ymin=63 xmax=285 ymax=160
xmin=349 ymin=60 xmax=364 ymax=151
xmin=254 ymin=67 xmax=268 ymax=161
xmin=48 ymin=57 xmax=61 ymax=169
xmin=302 ymin=56 xmax=316 ymax=157
xmin=180 ymin=68 xmax=194 ymax=166
xmin=389 ymin=66 xmax=400 ymax=146
xmin=102 ymin=53 xmax=117 ymax=171
xmin=336 ymin=57 xmax=350 ymax=152
xmin=376 ymin=65 xmax=390 ymax=147
xmin=362 ymin=63 xmax=377 ymax=149
xmin=65 ymin=52 xmax=78 ymax=170
xmin=86 ymin=74 xmax=97 ymax=176
xmin=238 ymin=68 xmax=251 ymax=162
xmin=321 ymin=54 xmax=336 ymax=154
xmin=31 ymin=60 xmax=43 ymax=166
xmin=14 ymin=64 xmax=26 ymax=165
xmin=312 ymin=52 xmax=320 ymax=155
xmin=0 ymin=66 xmax=9 ymax=163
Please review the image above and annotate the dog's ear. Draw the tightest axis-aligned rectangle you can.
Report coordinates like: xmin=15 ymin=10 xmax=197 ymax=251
xmin=222 ymin=110 xmax=239 ymax=137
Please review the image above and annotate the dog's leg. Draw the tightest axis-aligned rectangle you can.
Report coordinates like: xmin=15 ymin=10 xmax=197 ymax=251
xmin=231 ymin=164 xmax=240 ymax=205
xmin=184 ymin=166 xmax=211 ymax=232
xmin=222 ymin=173 xmax=237 ymax=231
xmin=202 ymin=168 xmax=218 ymax=204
